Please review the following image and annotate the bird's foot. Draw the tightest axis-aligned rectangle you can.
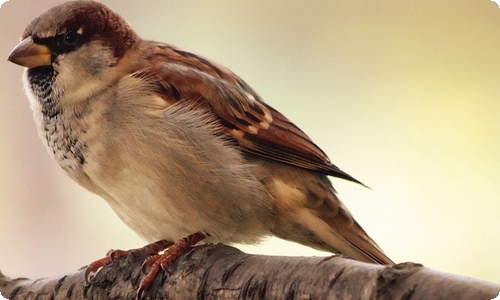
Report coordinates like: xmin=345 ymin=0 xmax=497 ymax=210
xmin=137 ymin=232 xmax=207 ymax=299
xmin=84 ymin=239 xmax=174 ymax=283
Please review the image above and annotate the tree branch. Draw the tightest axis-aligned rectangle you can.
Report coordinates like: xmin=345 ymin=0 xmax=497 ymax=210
xmin=0 ymin=244 xmax=498 ymax=299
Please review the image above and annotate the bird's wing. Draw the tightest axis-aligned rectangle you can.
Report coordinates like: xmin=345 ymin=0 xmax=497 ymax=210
xmin=133 ymin=43 xmax=364 ymax=185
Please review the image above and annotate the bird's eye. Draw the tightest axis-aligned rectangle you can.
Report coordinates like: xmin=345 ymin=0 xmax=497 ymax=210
xmin=63 ymin=31 xmax=80 ymax=45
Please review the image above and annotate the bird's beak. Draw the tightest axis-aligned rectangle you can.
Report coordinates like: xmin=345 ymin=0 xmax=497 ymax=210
xmin=7 ymin=36 xmax=51 ymax=68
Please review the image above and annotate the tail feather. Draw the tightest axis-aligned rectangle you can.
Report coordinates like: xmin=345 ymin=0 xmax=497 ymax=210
xmin=258 ymin=161 xmax=393 ymax=265
xmin=294 ymin=205 xmax=393 ymax=265
xmin=308 ymin=187 xmax=393 ymax=265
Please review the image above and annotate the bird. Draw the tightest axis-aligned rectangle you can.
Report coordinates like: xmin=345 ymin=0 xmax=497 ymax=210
xmin=8 ymin=0 xmax=393 ymax=297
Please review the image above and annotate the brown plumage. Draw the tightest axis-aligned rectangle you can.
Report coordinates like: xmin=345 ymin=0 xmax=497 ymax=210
xmin=8 ymin=0 xmax=393 ymax=295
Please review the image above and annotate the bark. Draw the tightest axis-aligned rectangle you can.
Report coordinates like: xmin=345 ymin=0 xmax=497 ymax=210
xmin=0 ymin=244 xmax=498 ymax=300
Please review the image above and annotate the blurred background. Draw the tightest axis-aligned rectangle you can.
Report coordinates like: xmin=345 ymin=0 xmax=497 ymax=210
xmin=0 ymin=0 xmax=499 ymax=284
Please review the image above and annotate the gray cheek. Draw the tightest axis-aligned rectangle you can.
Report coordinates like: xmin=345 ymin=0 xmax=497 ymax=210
xmin=66 ymin=42 xmax=116 ymax=76
xmin=88 ymin=60 xmax=109 ymax=76
xmin=89 ymin=54 xmax=118 ymax=75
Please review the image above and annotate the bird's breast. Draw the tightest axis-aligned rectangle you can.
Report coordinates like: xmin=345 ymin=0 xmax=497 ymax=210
xmin=41 ymin=115 xmax=88 ymax=172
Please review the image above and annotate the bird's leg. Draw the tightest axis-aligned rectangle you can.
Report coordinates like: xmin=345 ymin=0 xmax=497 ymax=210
xmin=137 ymin=232 xmax=207 ymax=299
xmin=85 ymin=239 xmax=174 ymax=282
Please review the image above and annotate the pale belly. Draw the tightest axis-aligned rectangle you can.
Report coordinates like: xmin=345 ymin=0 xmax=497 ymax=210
xmin=82 ymin=158 xmax=273 ymax=246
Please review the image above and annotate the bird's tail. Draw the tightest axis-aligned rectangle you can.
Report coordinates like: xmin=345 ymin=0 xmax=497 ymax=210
xmin=265 ymin=169 xmax=393 ymax=265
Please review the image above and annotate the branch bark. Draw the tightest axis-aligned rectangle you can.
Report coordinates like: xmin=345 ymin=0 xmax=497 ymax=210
xmin=0 ymin=244 xmax=498 ymax=299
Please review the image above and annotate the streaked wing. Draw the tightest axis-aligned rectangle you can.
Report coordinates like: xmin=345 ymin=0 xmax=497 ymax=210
xmin=134 ymin=42 xmax=364 ymax=185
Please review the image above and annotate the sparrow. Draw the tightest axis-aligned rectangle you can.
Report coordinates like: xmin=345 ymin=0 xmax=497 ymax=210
xmin=8 ymin=0 xmax=393 ymax=296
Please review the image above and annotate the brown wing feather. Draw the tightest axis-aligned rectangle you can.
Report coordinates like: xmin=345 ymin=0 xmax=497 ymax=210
xmin=314 ymin=186 xmax=393 ymax=264
xmin=134 ymin=42 xmax=365 ymax=185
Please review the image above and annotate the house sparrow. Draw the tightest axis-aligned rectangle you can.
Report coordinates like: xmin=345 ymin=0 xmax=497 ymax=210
xmin=8 ymin=0 xmax=393 ymax=296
